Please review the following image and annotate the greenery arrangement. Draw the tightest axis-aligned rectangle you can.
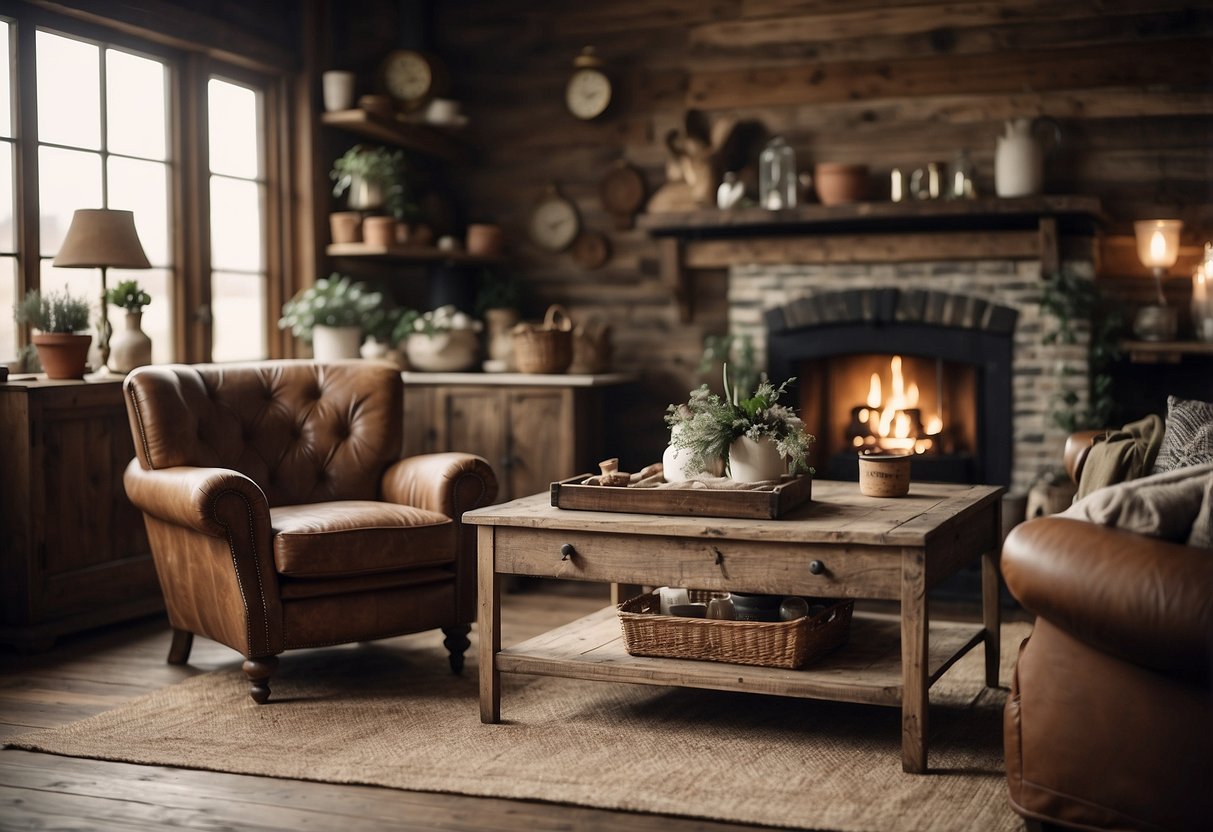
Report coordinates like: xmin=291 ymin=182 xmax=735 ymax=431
xmin=400 ymin=304 xmax=483 ymax=337
xmin=665 ymin=366 xmax=815 ymax=476
xmin=278 ymin=274 xmax=385 ymax=343
xmin=1039 ymin=269 xmax=1121 ymax=431
xmin=106 ymin=280 xmax=151 ymax=313
xmin=699 ymin=333 xmax=758 ymax=404
xmin=330 ymin=144 xmax=414 ymax=219
xmin=14 ymin=286 xmax=91 ymax=333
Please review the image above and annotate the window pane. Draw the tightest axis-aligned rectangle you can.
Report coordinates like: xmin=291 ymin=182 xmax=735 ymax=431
xmin=108 ymin=157 xmax=169 ymax=266
xmin=109 ymin=266 xmax=172 ymax=363
xmin=0 ymin=22 xmax=12 ymax=138
xmin=208 ymin=78 xmax=259 ymax=179
xmin=0 ymin=256 xmax=16 ymax=362
xmin=209 ymin=175 xmax=263 ymax=272
xmin=0 ymin=141 xmax=12 ymax=251
xmin=37 ymin=31 xmax=101 ymax=150
xmin=211 ymin=270 xmax=265 ymax=361
xmin=39 ymin=146 xmax=102 ymax=256
xmin=106 ymin=49 xmax=167 ymax=160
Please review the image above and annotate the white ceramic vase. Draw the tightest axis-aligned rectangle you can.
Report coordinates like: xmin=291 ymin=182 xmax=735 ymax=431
xmin=994 ymin=119 xmax=1042 ymax=198
xmin=728 ymin=435 xmax=786 ymax=483
xmin=312 ymin=324 xmax=362 ymax=361
xmin=110 ymin=311 xmax=152 ymax=373
xmin=321 ymin=70 xmax=356 ymax=112
xmin=405 ymin=330 xmax=479 ymax=372
xmin=662 ymin=423 xmax=725 ymax=482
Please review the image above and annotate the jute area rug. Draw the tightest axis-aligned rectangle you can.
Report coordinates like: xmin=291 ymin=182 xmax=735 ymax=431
xmin=8 ymin=622 xmax=1029 ymax=832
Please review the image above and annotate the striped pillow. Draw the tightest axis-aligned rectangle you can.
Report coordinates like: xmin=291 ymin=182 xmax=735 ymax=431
xmin=1153 ymin=396 xmax=1213 ymax=473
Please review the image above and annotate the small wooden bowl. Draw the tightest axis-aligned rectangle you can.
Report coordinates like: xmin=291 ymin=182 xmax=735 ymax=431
xmin=858 ymin=453 xmax=912 ymax=497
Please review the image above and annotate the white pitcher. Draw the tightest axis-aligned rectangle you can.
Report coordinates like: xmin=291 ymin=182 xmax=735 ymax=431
xmin=995 ymin=117 xmax=1061 ymax=198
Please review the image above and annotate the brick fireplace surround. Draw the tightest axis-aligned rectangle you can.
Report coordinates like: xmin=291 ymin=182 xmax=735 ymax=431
xmin=727 ymin=256 xmax=1095 ymax=498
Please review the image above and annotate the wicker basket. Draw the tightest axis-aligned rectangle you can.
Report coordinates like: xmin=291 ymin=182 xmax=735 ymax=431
xmin=617 ymin=590 xmax=853 ymax=670
xmin=513 ymin=304 xmax=573 ymax=374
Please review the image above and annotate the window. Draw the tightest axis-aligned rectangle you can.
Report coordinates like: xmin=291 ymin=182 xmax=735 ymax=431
xmin=0 ymin=9 xmax=287 ymax=366
xmin=35 ymin=31 xmax=173 ymax=363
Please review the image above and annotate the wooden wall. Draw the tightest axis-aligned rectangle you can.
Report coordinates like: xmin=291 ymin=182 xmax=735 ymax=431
xmin=342 ymin=1 xmax=1213 ymax=466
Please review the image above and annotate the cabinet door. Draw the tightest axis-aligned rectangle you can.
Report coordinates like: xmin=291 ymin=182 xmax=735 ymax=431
xmin=402 ymin=385 xmax=438 ymax=456
xmin=435 ymin=387 xmax=508 ymax=492
xmin=505 ymin=388 xmax=573 ymax=500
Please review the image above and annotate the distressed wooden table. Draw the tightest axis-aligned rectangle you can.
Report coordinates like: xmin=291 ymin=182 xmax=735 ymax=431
xmin=464 ymin=479 xmax=1004 ymax=773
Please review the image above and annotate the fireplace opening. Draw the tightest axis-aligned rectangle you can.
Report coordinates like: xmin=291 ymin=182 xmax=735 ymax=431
xmin=797 ymin=352 xmax=979 ymax=482
xmin=765 ymin=288 xmax=1018 ymax=487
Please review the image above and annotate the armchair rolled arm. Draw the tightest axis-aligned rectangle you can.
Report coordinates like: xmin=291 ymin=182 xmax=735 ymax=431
xmin=1064 ymin=430 xmax=1107 ymax=484
xmin=1003 ymin=517 xmax=1213 ymax=682
xmin=381 ymin=452 xmax=498 ymax=518
xmin=124 ymin=460 xmax=270 ymax=538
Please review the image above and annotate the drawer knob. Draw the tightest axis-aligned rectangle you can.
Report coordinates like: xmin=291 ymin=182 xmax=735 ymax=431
xmin=809 ymin=560 xmax=825 ymax=576
xmin=560 ymin=543 xmax=576 ymax=561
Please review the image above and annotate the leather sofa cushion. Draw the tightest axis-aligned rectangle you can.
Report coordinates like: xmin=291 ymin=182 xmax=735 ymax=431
xmin=271 ymin=501 xmax=454 ymax=578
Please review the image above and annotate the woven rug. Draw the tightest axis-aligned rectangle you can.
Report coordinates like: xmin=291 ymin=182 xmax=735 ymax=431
xmin=8 ymin=622 xmax=1029 ymax=832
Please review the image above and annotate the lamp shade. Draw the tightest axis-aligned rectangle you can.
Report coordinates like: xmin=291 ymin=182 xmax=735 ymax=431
xmin=1133 ymin=219 xmax=1183 ymax=271
xmin=53 ymin=208 xmax=151 ymax=269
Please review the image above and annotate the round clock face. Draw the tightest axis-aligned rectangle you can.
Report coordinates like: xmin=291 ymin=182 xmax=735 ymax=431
xmin=382 ymin=50 xmax=432 ymax=104
xmin=530 ymin=196 xmax=580 ymax=252
xmin=565 ymin=68 xmax=611 ymax=120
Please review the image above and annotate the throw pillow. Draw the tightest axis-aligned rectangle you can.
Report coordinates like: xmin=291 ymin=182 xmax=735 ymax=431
xmin=1152 ymin=395 xmax=1213 ymax=473
xmin=1060 ymin=462 xmax=1213 ymax=546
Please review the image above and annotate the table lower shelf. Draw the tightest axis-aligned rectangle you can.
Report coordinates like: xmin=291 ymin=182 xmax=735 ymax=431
xmin=497 ymin=606 xmax=985 ymax=707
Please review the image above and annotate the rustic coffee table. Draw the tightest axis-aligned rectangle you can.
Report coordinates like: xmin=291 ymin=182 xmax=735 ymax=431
xmin=464 ymin=479 xmax=1004 ymax=773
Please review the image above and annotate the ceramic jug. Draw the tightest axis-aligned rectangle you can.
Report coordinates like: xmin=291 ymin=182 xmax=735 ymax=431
xmin=995 ymin=118 xmax=1060 ymax=198
xmin=110 ymin=312 xmax=152 ymax=373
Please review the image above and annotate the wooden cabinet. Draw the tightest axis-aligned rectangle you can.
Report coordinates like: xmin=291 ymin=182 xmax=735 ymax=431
xmin=402 ymin=374 xmax=631 ymax=502
xmin=0 ymin=380 xmax=161 ymax=651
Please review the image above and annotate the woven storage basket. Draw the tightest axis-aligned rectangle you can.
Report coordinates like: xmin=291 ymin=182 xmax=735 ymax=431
xmin=618 ymin=590 xmax=853 ymax=670
xmin=513 ymin=304 xmax=573 ymax=373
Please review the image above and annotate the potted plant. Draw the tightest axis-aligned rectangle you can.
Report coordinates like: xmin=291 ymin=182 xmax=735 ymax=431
xmin=278 ymin=273 xmax=385 ymax=361
xmin=401 ymin=304 xmax=483 ymax=372
xmin=665 ymin=367 xmax=815 ymax=483
xmin=105 ymin=279 xmax=153 ymax=373
xmin=331 ymin=144 xmax=409 ymax=214
xmin=14 ymin=286 xmax=92 ymax=379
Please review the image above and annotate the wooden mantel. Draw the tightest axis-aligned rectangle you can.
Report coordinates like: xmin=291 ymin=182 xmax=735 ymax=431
xmin=638 ymin=196 xmax=1105 ymax=322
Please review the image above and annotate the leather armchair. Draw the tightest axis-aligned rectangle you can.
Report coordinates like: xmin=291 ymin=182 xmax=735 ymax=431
xmin=1002 ymin=433 xmax=1213 ymax=831
xmin=122 ymin=360 xmax=497 ymax=703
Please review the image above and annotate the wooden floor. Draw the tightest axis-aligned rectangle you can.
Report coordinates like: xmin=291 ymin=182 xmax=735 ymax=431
xmin=0 ymin=583 xmax=1020 ymax=831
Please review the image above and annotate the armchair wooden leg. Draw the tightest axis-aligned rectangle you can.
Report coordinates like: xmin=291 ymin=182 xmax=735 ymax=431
xmin=442 ymin=625 xmax=471 ymax=674
xmin=167 ymin=629 xmax=193 ymax=665
xmin=242 ymin=656 xmax=279 ymax=704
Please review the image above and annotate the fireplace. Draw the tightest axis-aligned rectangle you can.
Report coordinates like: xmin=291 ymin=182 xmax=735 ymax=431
xmin=766 ymin=288 xmax=1017 ymax=486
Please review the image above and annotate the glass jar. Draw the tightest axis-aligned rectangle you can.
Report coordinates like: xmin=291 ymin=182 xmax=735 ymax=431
xmin=759 ymin=137 xmax=797 ymax=210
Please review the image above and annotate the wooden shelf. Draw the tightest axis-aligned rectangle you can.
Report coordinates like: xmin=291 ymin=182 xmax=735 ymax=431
xmin=637 ymin=195 xmax=1106 ymax=236
xmin=326 ymin=242 xmax=502 ymax=266
xmin=321 ymin=109 xmax=464 ymax=161
xmin=1121 ymin=339 xmax=1213 ymax=363
xmin=497 ymin=606 xmax=985 ymax=707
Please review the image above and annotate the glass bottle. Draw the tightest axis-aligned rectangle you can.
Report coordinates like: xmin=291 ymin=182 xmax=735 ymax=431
xmin=759 ymin=137 xmax=797 ymax=210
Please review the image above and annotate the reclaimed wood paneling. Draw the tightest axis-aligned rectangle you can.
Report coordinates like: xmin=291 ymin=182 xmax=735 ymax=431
xmin=348 ymin=1 xmax=1213 ymax=465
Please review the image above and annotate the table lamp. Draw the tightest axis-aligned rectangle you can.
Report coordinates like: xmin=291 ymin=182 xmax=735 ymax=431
xmin=53 ymin=208 xmax=151 ymax=377
xmin=1132 ymin=219 xmax=1182 ymax=341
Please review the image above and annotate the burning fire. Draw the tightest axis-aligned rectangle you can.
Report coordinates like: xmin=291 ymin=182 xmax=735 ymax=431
xmin=849 ymin=356 xmax=943 ymax=455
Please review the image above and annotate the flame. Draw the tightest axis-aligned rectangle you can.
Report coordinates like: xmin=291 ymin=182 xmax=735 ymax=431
xmin=866 ymin=374 xmax=881 ymax=408
xmin=856 ymin=356 xmax=945 ymax=453
xmin=1150 ymin=229 xmax=1167 ymax=263
xmin=926 ymin=415 xmax=943 ymax=434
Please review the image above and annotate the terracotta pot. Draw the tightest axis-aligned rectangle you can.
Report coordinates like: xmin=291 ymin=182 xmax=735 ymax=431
xmin=411 ymin=223 xmax=435 ymax=248
xmin=32 ymin=332 xmax=92 ymax=380
xmin=466 ymin=223 xmax=503 ymax=258
xmin=362 ymin=216 xmax=396 ymax=247
xmin=814 ymin=163 xmax=869 ymax=206
xmin=329 ymin=212 xmax=362 ymax=244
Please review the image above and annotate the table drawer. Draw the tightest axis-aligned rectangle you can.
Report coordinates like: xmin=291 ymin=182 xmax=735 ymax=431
xmin=492 ymin=527 xmax=904 ymax=599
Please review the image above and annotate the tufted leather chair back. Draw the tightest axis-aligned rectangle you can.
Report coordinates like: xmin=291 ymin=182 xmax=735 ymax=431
xmin=124 ymin=360 xmax=402 ymax=506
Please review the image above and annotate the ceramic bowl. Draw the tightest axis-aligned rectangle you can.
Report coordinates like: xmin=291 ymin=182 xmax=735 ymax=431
xmin=729 ymin=592 xmax=782 ymax=622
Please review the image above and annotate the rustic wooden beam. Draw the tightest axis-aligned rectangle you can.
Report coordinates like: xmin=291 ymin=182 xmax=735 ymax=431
xmin=686 ymin=38 xmax=1213 ymax=110
xmin=659 ymin=237 xmax=690 ymax=322
xmin=683 ymin=232 xmax=1040 ymax=268
xmin=1038 ymin=218 xmax=1059 ymax=278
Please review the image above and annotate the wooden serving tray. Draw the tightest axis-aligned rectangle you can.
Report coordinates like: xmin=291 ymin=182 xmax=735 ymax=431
xmin=550 ymin=473 xmax=812 ymax=520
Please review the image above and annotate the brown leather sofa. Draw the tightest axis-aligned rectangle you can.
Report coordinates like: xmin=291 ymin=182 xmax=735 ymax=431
xmin=122 ymin=360 xmax=497 ymax=703
xmin=1002 ymin=433 xmax=1213 ymax=832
